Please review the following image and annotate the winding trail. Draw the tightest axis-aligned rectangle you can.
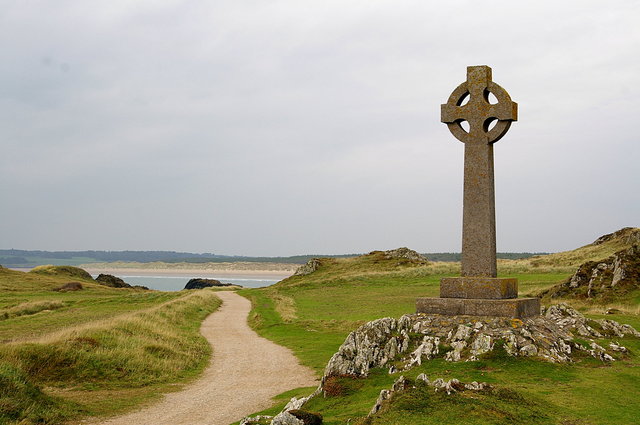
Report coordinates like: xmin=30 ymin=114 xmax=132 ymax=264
xmin=99 ymin=291 xmax=318 ymax=425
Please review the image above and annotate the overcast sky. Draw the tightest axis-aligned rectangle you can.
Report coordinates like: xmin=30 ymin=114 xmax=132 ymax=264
xmin=1 ymin=1 xmax=639 ymax=256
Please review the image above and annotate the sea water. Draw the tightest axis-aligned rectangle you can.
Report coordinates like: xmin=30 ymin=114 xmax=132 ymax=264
xmin=91 ymin=274 xmax=282 ymax=291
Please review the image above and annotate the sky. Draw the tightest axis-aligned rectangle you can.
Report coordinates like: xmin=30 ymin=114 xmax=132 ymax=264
xmin=1 ymin=0 xmax=639 ymax=256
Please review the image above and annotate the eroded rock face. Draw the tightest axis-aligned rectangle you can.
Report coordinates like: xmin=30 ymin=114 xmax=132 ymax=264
xmin=322 ymin=304 xmax=639 ymax=383
xmin=542 ymin=245 xmax=640 ymax=298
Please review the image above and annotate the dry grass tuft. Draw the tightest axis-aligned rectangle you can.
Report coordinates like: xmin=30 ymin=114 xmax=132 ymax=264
xmin=1 ymin=300 xmax=66 ymax=320
xmin=270 ymin=292 xmax=298 ymax=322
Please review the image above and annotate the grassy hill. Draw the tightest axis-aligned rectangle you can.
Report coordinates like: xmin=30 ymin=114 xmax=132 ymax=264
xmin=528 ymin=227 xmax=640 ymax=268
xmin=0 ymin=266 xmax=222 ymax=425
xmin=238 ymin=238 xmax=640 ymax=425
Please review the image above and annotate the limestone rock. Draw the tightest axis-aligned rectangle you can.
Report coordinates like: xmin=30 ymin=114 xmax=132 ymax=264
xmin=464 ymin=381 xmax=487 ymax=391
xmin=323 ymin=317 xmax=404 ymax=380
xmin=240 ymin=415 xmax=274 ymax=425
xmin=369 ymin=389 xmax=392 ymax=416
xmin=416 ymin=373 xmax=430 ymax=384
xmin=270 ymin=412 xmax=304 ymax=425
xmin=408 ymin=336 xmax=440 ymax=367
xmin=294 ymin=259 xmax=323 ymax=276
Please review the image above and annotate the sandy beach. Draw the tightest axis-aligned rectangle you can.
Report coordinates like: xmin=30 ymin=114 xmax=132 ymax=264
xmin=74 ymin=261 xmax=298 ymax=280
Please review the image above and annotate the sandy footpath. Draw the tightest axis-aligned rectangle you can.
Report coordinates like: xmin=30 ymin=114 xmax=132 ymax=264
xmin=96 ymin=291 xmax=318 ymax=425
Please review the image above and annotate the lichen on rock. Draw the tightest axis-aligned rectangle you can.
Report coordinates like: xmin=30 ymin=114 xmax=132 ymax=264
xmin=322 ymin=304 xmax=639 ymax=384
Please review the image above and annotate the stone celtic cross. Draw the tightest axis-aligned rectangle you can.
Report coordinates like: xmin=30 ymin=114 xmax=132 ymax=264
xmin=416 ymin=65 xmax=539 ymax=318
xmin=441 ymin=65 xmax=517 ymax=277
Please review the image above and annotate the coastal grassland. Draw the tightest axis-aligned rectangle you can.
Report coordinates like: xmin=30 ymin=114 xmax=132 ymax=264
xmin=0 ymin=267 xmax=181 ymax=341
xmin=239 ymin=253 xmax=640 ymax=424
xmin=0 ymin=266 xmax=221 ymax=425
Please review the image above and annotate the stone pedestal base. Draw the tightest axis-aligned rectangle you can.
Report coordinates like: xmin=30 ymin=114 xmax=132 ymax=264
xmin=416 ymin=297 xmax=540 ymax=318
xmin=440 ymin=277 xmax=518 ymax=299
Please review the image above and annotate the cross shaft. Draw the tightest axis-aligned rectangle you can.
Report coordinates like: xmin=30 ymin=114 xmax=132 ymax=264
xmin=440 ymin=66 xmax=517 ymax=277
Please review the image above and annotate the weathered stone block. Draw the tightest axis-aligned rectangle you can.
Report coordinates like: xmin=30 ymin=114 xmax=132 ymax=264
xmin=415 ymin=297 xmax=540 ymax=318
xmin=440 ymin=277 xmax=518 ymax=299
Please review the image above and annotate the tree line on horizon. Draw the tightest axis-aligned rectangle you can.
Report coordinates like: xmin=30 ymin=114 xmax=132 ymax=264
xmin=0 ymin=249 xmax=548 ymax=268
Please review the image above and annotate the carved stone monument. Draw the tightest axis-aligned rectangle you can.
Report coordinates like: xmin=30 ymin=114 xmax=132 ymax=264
xmin=416 ymin=65 xmax=540 ymax=318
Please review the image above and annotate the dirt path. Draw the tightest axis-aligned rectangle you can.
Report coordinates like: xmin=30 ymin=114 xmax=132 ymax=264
xmin=98 ymin=291 xmax=318 ymax=425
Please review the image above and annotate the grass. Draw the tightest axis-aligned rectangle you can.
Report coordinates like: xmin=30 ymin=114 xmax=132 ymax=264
xmin=239 ymin=251 xmax=640 ymax=424
xmin=1 ymin=300 xmax=66 ymax=321
xmin=0 ymin=266 xmax=222 ymax=425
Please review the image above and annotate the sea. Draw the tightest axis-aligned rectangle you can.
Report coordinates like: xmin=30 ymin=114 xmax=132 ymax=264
xmin=89 ymin=273 xmax=284 ymax=291
xmin=10 ymin=267 xmax=289 ymax=291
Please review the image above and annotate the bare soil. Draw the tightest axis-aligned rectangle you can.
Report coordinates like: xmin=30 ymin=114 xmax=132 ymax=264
xmin=96 ymin=291 xmax=318 ymax=425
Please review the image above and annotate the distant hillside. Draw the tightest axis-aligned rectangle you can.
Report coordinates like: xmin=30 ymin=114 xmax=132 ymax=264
xmin=0 ymin=249 xmax=363 ymax=268
xmin=0 ymin=249 xmax=544 ymax=268
xmin=529 ymin=227 xmax=640 ymax=268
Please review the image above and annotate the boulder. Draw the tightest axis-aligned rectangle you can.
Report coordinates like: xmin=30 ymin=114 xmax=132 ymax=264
xmin=95 ymin=274 xmax=131 ymax=288
xmin=184 ymin=278 xmax=235 ymax=290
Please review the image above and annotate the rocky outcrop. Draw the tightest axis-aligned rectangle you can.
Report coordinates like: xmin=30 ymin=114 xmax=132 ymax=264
xmin=322 ymin=304 xmax=638 ymax=382
xmin=593 ymin=227 xmax=640 ymax=246
xmin=368 ymin=374 xmax=489 ymax=416
xmin=381 ymin=247 xmax=429 ymax=264
xmin=95 ymin=274 xmax=131 ymax=288
xmin=95 ymin=274 xmax=149 ymax=290
xmin=240 ymin=388 xmax=322 ymax=425
xmin=294 ymin=259 xmax=323 ymax=276
xmin=541 ymin=245 xmax=640 ymax=298
xmin=184 ymin=278 xmax=236 ymax=289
